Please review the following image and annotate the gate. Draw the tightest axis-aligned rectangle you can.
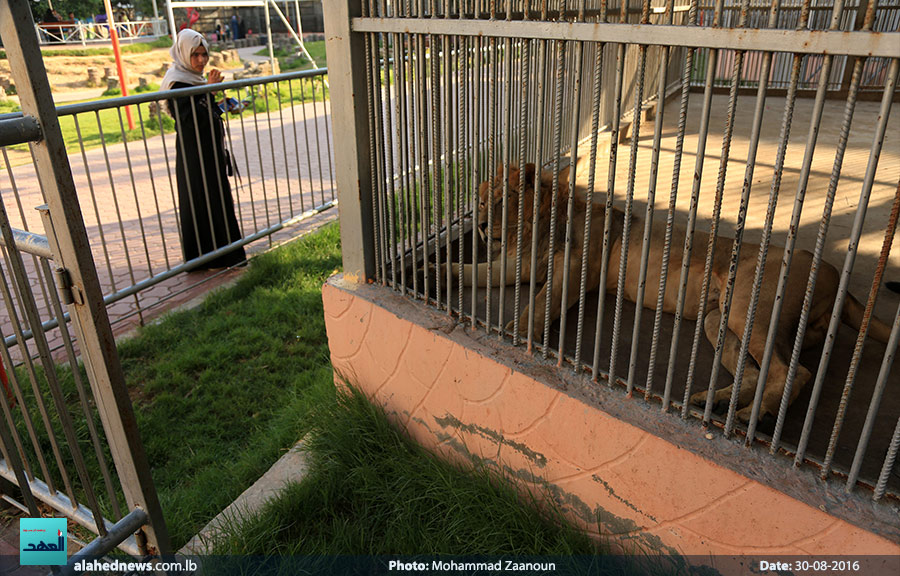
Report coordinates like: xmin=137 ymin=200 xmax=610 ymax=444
xmin=0 ymin=0 xmax=169 ymax=560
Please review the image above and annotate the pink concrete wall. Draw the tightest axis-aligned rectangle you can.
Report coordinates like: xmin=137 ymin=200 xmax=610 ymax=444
xmin=322 ymin=276 xmax=899 ymax=558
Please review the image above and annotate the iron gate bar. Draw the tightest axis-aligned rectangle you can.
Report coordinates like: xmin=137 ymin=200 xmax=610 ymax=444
xmin=844 ymin=179 xmax=900 ymax=490
xmin=0 ymin=116 xmax=42 ymax=148
xmin=802 ymin=55 xmax=899 ymax=473
xmin=352 ymin=17 xmax=900 ymax=58
xmin=651 ymin=0 xmax=696 ymax=406
xmin=1 ymin=0 xmax=169 ymax=553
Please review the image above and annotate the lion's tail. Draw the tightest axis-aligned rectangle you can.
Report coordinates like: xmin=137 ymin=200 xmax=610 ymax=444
xmin=841 ymin=293 xmax=893 ymax=344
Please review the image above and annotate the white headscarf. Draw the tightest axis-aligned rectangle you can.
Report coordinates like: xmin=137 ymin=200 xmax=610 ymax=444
xmin=161 ymin=29 xmax=208 ymax=91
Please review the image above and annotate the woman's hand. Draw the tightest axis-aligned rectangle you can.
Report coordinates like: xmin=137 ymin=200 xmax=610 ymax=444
xmin=207 ymin=69 xmax=223 ymax=84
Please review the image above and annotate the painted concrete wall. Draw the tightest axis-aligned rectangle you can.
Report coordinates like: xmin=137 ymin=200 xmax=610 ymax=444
xmin=322 ymin=275 xmax=899 ymax=560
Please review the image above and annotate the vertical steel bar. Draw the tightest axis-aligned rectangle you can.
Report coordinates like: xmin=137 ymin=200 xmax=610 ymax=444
xmin=135 ymin=104 xmax=171 ymax=271
xmin=574 ymin=0 xmax=607 ymax=369
xmin=741 ymin=23 xmax=807 ymax=440
xmin=558 ymin=1 xmax=585 ymax=365
xmin=38 ymin=256 xmax=122 ymax=521
xmin=485 ymin=35 xmax=497 ymax=330
xmin=287 ymin=80 xmax=307 ymax=213
xmin=471 ymin=33 xmax=482 ymax=328
xmin=262 ymin=82 xmax=284 ymax=223
xmin=204 ymin=93 xmax=234 ymax=247
xmin=874 ymin=415 xmax=900 ymax=501
xmin=676 ymin=1 xmax=723 ymax=419
xmin=815 ymin=58 xmax=898 ymax=475
xmin=381 ymin=14 xmax=399 ymax=289
xmin=250 ymin=87 xmax=274 ymax=232
xmin=95 ymin=111 xmax=141 ymax=314
xmin=542 ymin=36 xmax=566 ymax=358
xmin=513 ymin=35 xmax=530 ymax=346
xmin=591 ymin=1 xmax=626 ymax=381
xmin=275 ymin=81 xmax=296 ymax=217
xmin=527 ymin=36 xmax=548 ymax=352
xmin=431 ymin=14 xmax=443 ymax=307
xmin=499 ymin=31 xmax=513 ymax=335
xmin=771 ymin=0 xmax=858 ymax=454
xmin=655 ymin=0 xmax=698 ymax=407
xmin=622 ymin=0 xmax=654 ymax=394
xmin=115 ymin=107 xmax=154 ymax=276
xmin=844 ymin=182 xmax=900 ymax=491
xmin=236 ymin=95 xmax=260 ymax=234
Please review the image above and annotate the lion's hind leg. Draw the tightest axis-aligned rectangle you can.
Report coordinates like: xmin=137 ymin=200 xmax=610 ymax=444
xmin=690 ymin=309 xmax=762 ymax=415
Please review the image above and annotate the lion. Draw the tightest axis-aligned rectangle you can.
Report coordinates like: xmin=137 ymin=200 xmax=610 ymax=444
xmin=448 ymin=163 xmax=893 ymax=423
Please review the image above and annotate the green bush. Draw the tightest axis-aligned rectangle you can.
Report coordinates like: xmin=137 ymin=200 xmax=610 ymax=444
xmin=144 ymin=111 xmax=174 ymax=132
xmin=133 ymin=82 xmax=160 ymax=93
xmin=101 ymin=86 xmax=122 ymax=97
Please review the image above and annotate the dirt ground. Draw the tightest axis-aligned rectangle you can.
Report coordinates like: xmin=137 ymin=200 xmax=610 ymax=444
xmin=0 ymin=47 xmax=242 ymax=93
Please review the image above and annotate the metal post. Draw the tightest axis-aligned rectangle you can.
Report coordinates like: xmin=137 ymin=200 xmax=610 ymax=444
xmin=264 ymin=0 xmax=276 ymax=74
xmin=0 ymin=0 xmax=170 ymax=555
xmin=166 ymin=0 xmax=176 ymax=41
xmin=323 ymin=0 xmax=375 ymax=281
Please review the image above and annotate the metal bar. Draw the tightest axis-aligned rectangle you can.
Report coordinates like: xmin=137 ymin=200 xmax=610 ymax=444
xmin=58 ymin=508 xmax=148 ymax=575
xmin=874 ymin=415 xmax=900 ymax=501
xmin=38 ymin=256 xmax=121 ymax=522
xmin=95 ymin=110 xmax=141 ymax=303
xmin=155 ymin=104 xmax=183 ymax=249
xmin=542 ymin=37 xmax=566 ymax=358
xmin=592 ymin=38 xmax=626 ymax=383
xmin=0 ymin=115 xmax=42 ymax=147
xmin=623 ymin=0 xmax=653 ymax=394
xmin=845 ymin=181 xmax=900 ymax=491
xmin=135 ymin=104 xmax=171 ymax=271
xmin=0 ymin=227 xmax=51 ymax=259
xmin=287 ymin=81 xmax=307 ymax=214
xmin=116 ymin=107 xmax=155 ymax=277
xmin=558 ymin=4 xmax=585 ymax=365
xmin=654 ymin=0 xmax=697 ymax=408
xmin=262 ymin=83 xmax=284 ymax=223
xmin=774 ymin=55 xmax=868 ymax=456
xmin=352 ymin=17 xmax=899 ymax=58
xmin=742 ymin=46 xmax=807 ymax=441
xmin=574 ymin=2 xmax=607 ymax=368
xmin=0 ymin=460 xmax=145 ymax=555
xmin=236 ymin=93 xmax=260 ymax=234
xmin=0 ymin=245 xmax=71 ymax=500
xmin=275 ymin=81 xmax=295 ymax=217
xmin=812 ymin=57 xmax=898 ymax=476
xmin=675 ymin=3 xmax=721 ymax=419
xmin=527 ymin=38 xmax=548 ymax=352
xmin=513 ymin=36 xmax=530 ymax=346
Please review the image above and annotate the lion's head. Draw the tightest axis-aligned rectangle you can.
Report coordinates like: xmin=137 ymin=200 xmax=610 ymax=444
xmin=476 ymin=163 xmax=571 ymax=249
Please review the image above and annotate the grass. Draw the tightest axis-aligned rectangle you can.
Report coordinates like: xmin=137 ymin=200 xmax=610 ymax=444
xmin=116 ymin=223 xmax=343 ymax=547
xmin=7 ymin=223 xmax=342 ymax=549
xmin=210 ymin=386 xmax=600 ymax=556
xmin=254 ymin=40 xmax=327 ymax=71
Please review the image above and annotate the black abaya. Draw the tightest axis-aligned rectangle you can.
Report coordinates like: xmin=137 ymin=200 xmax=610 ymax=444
xmin=169 ymin=82 xmax=246 ymax=270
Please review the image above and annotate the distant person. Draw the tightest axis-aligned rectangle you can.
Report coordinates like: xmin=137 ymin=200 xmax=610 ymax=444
xmin=237 ymin=16 xmax=246 ymax=39
xmin=42 ymin=7 xmax=58 ymax=23
xmin=230 ymin=14 xmax=239 ymax=41
xmin=162 ymin=29 xmax=246 ymax=270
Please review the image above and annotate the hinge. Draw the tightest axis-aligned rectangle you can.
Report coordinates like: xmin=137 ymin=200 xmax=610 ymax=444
xmin=54 ymin=267 xmax=84 ymax=306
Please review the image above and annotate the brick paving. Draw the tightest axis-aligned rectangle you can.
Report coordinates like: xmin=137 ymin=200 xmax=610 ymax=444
xmin=1 ymin=89 xmax=337 ymax=360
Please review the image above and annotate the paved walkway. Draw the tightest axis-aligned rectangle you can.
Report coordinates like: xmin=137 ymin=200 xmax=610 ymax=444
xmin=2 ymin=84 xmax=336 ymax=358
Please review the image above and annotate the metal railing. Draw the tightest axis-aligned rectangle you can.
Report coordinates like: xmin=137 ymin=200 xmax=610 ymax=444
xmin=35 ymin=19 xmax=168 ymax=45
xmin=1 ymin=68 xmax=336 ymax=354
xmin=326 ymin=0 xmax=900 ymax=542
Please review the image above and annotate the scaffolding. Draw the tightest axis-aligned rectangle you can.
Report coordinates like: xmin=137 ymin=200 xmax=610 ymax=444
xmin=165 ymin=0 xmax=320 ymax=73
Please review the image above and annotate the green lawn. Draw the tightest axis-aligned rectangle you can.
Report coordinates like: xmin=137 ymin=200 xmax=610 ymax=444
xmin=254 ymin=40 xmax=327 ymax=71
xmin=210 ymin=387 xmax=602 ymax=556
xmin=117 ymin=223 xmax=342 ymax=547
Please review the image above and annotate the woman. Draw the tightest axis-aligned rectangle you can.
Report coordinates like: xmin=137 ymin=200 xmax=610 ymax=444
xmin=162 ymin=29 xmax=246 ymax=270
